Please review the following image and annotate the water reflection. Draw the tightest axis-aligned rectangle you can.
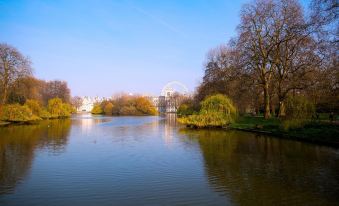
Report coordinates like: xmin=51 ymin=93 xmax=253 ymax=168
xmin=0 ymin=119 xmax=71 ymax=194
xmin=180 ymin=129 xmax=339 ymax=205
xmin=163 ymin=113 xmax=179 ymax=146
xmin=0 ymin=115 xmax=338 ymax=205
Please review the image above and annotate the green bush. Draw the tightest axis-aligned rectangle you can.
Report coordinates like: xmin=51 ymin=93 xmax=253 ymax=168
xmin=47 ymin=98 xmax=72 ymax=118
xmin=0 ymin=104 xmax=41 ymax=122
xmin=282 ymin=96 xmax=315 ymax=130
xmin=177 ymin=103 xmax=195 ymax=116
xmin=91 ymin=103 xmax=103 ymax=114
xmin=40 ymin=109 xmax=52 ymax=119
xmin=178 ymin=94 xmax=237 ymax=128
xmin=24 ymin=99 xmax=43 ymax=116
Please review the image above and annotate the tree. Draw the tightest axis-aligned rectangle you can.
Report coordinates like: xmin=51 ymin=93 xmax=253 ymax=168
xmin=42 ymin=80 xmax=71 ymax=104
xmin=135 ymin=96 xmax=157 ymax=115
xmin=0 ymin=43 xmax=32 ymax=104
xmin=24 ymin=99 xmax=43 ymax=116
xmin=103 ymin=102 xmax=114 ymax=115
xmin=178 ymin=94 xmax=237 ymax=128
xmin=91 ymin=104 xmax=103 ymax=114
xmin=71 ymin=96 xmax=83 ymax=111
xmin=282 ymin=95 xmax=315 ymax=130
xmin=237 ymin=0 xmax=279 ymax=119
xmin=47 ymin=98 xmax=72 ymax=118
xmin=196 ymin=45 xmax=255 ymax=113
xmin=8 ymin=76 xmax=44 ymax=104
xmin=268 ymin=0 xmax=321 ymax=117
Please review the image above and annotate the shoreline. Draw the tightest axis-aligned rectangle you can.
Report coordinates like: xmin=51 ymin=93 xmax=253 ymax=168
xmin=231 ymin=127 xmax=339 ymax=148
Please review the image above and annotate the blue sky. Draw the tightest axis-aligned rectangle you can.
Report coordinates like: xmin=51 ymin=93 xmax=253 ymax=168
xmin=0 ymin=0 xmax=310 ymax=97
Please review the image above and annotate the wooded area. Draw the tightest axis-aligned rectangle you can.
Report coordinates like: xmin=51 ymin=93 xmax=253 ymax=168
xmin=195 ymin=0 xmax=338 ymax=119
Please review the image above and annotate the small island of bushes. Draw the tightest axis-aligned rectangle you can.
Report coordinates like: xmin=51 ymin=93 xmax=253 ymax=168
xmin=91 ymin=95 xmax=157 ymax=116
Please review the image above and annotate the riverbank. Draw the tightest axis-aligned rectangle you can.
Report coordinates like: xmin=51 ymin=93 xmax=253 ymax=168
xmin=230 ymin=116 xmax=339 ymax=147
xmin=0 ymin=121 xmax=10 ymax=126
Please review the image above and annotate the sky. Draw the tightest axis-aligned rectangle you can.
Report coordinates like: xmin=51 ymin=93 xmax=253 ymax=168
xmin=0 ymin=0 xmax=310 ymax=97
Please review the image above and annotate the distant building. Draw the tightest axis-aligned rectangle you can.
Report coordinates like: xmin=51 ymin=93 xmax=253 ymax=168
xmin=78 ymin=96 xmax=111 ymax=112
xmin=151 ymin=81 xmax=190 ymax=113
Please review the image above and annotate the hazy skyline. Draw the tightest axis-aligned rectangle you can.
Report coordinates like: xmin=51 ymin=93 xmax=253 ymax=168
xmin=0 ymin=0 xmax=309 ymax=97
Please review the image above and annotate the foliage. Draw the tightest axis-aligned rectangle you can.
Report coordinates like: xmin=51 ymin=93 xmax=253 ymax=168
xmin=47 ymin=98 xmax=73 ymax=118
xmin=285 ymin=96 xmax=316 ymax=119
xmin=282 ymin=96 xmax=315 ymax=130
xmin=135 ymin=97 xmax=157 ymax=115
xmin=94 ymin=95 xmax=157 ymax=116
xmin=177 ymin=103 xmax=195 ymax=116
xmin=91 ymin=104 xmax=103 ymax=114
xmin=103 ymin=102 xmax=114 ymax=115
xmin=24 ymin=99 xmax=43 ymax=116
xmin=194 ymin=0 xmax=338 ymax=119
xmin=39 ymin=109 xmax=52 ymax=119
xmin=0 ymin=43 xmax=32 ymax=104
xmin=178 ymin=94 xmax=237 ymax=128
xmin=0 ymin=104 xmax=41 ymax=122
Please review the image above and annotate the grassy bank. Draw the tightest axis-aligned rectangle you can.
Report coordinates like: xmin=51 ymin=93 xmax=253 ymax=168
xmin=231 ymin=116 xmax=339 ymax=147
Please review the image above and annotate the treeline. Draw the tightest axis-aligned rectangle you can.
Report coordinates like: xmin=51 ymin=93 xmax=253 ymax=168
xmin=92 ymin=94 xmax=157 ymax=116
xmin=0 ymin=43 xmax=74 ymax=122
xmin=194 ymin=0 xmax=338 ymax=119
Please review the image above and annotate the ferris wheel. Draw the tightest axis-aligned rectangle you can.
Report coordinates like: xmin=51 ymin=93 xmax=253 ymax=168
xmin=161 ymin=81 xmax=189 ymax=97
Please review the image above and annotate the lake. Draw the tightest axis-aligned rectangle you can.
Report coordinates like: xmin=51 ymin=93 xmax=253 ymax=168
xmin=0 ymin=114 xmax=338 ymax=205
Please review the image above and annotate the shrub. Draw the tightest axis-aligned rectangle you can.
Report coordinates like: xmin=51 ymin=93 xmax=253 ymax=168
xmin=40 ymin=109 xmax=52 ymax=119
xmin=135 ymin=97 xmax=157 ymax=115
xmin=47 ymin=98 xmax=72 ymax=118
xmin=24 ymin=99 xmax=43 ymax=116
xmin=177 ymin=103 xmax=195 ymax=116
xmin=120 ymin=105 xmax=139 ymax=115
xmin=91 ymin=103 xmax=103 ymax=114
xmin=178 ymin=94 xmax=237 ymax=128
xmin=282 ymin=96 xmax=315 ymax=130
xmin=0 ymin=104 xmax=41 ymax=122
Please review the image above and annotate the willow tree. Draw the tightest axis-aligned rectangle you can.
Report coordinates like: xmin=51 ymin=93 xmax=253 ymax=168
xmin=0 ymin=43 xmax=32 ymax=104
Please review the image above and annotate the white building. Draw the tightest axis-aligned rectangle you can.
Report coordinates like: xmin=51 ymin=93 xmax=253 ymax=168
xmin=78 ymin=96 xmax=111 ymax=112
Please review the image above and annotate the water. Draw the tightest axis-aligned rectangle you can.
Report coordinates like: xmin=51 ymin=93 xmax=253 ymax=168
xmin=0 ymin=114 xmax=338 ymax=205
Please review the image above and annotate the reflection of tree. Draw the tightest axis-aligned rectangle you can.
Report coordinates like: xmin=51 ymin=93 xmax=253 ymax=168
xmin=0 ymin=119 xmax=71 ymax=194
xmin=180 ymin=129 xmax=339 ymax=205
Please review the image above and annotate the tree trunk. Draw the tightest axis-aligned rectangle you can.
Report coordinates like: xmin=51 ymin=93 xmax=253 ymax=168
xmin=263 ymin=83 xmax=271 ymax=119
xmin=1 ymin=85 xmax=8 ymax=105
xmin=271 ymin=101 xmax=276 ymax=117
xmin=278 ymin=100 xmax=286 ymax=118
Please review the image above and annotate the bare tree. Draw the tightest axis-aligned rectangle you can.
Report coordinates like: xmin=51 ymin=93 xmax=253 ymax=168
xmin=42 ymin=80 xmax=71 ymax=104
xmin=237 ymin=0 xmax=278 ymax=119
xmin=71 ymin=96 xmax=83 ymax=111
xmin=0 ymin=43 xmax=32 ymax=104
xmin=269 ymin=0 xmax=322 ymax=116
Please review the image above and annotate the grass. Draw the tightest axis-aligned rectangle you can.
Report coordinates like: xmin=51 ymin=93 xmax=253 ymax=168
xmin=230 ymin=115 xmax=339 ymax=146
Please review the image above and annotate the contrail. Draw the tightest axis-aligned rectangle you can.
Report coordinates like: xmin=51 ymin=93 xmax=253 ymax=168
xmin=123 ymin=0 xmax=187 ymax=37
